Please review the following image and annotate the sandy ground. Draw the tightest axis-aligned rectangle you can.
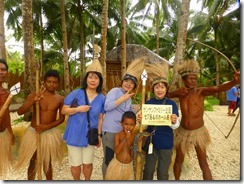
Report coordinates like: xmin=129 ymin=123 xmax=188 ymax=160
xmin=1 ymin=105 xmax=241 ymax=181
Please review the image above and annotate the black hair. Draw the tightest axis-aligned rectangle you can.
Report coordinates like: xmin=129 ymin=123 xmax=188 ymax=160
xmin=121 ymin=111 xmax=136 ymax=123
xmin=182 ymin=75 xmax=187 ymax=80
xmin=120 ymin=79 xmax=137 ymax=90
xmin=0 ymin=59 xmax=8 ymax=71
xmin=44 ymin=69 xmax=60 ymax=81
xmin=152 ymin=81 xmax=169 ymax=95
xmin=82 ymin=71 xmax=103 ymax=93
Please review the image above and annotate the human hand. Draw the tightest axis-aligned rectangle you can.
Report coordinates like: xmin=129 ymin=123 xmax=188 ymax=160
xmin=77 ymin=105 xmax=91 ymax=112
xmin=122 ymin=90 xmax=135 ymax=101
xmin=35 ymin=124 xmax=50 ymax=133
xmin=177 ymin=87 xmax=189 ymax=97
xmin=233 ymin=70 xmax=240 ymax=83
xmin=33 ymin=92 xmax=44 ymax=102
xmin=125 ymin=130 xmax=132 ymax=140
xmin=171 ymin=114 xmax=178 ymax=124
xmin=137 ymin=113 xmax=142 ymax=123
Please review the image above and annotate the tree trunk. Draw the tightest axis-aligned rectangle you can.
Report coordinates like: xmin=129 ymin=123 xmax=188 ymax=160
xmin=60 ymin=0 xmax=70 ymax=95
xmin=78 ymin=1 xmax=85 ymax=83
xmin=170 ymin=0 xmax=190 ymax=91
xmin=155 ymin=8 xmax=159 ymax=55
xmin=39 ymin=7 xmax=44 ymax=77
xmin=121 ymin=0 xmax=126 ymax=77
xmin=0 ymin=0 xmax=6 ymax=60
xmin=22 ymin=0 xmax=35 ymax=95
xmin=101 ymin=0 xmax=109 ymax=93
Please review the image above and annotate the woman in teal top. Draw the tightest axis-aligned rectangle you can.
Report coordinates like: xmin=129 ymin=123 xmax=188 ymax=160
xmin=62 ymin=52 xmax=105 ymax=180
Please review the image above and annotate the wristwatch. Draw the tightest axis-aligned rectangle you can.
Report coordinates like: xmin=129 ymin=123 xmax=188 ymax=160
xmin=98 ymin=133 xmax=102 ymax=138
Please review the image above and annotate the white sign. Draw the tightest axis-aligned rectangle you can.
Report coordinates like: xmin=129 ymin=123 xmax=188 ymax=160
xmin=141 ymin=104 xmax=172 ymax=126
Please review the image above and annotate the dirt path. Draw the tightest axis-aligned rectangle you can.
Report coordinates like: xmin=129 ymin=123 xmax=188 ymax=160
xmin=3 ymin=105 xmax=241 ymax=181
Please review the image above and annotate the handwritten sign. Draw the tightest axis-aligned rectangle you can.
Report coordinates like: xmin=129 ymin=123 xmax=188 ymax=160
xmin=141 ymin=104 xmax=172 ymax=126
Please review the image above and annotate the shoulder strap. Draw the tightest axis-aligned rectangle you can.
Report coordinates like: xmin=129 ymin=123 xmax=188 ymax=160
xmin=162 ymin=97 xmax=168 ymax=105
xmin=84 ymin=89 xmax=91 ymax=128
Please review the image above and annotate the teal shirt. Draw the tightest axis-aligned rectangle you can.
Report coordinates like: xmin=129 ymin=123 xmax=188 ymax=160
xmin=63 ymin=89 xmax=105 ymax=147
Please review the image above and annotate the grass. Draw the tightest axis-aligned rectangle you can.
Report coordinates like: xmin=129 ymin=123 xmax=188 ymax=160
xmin=204 ymin=96 xmax=220 ymax=111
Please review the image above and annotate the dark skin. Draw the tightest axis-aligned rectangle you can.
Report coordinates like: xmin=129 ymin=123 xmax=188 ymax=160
xmin=168 ymin=71 xmax=240 ymax=180
xmin=114 ymin=118 xmax=136 ymax=164
xmin=0 ymin=63 xmax=15 ymax=144
xmin=17 ymin=76 xmax=65 ymax=180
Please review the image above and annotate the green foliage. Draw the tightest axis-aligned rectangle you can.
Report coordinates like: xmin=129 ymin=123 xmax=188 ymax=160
xmin=204 ymin=96 xmax=220 ymax=111
xmin=132 ymin=92 xmax=142 ymax=104
xmin=12 ymin=117 xmax=24 ymax=125
xmin=6 ymin=51 xmax=24 ymax=75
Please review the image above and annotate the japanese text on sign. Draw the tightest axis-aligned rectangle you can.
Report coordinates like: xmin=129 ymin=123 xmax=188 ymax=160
xmin=141 ymin=104 xmax=172 ymax=126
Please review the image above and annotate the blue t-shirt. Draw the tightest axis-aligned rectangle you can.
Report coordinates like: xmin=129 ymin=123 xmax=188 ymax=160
xmin=226 ymin=86 xmax=238 ymax=102
xmin=145 ymin=97 xmax=179 ymax=150
xmin=63 ymin=89 xmax=105 ymax=147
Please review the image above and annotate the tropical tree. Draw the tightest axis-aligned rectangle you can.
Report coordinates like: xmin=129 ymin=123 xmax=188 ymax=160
xmin=60 ymin=0 xmax=70 ymax=95
xmin=0 ymin=0 xmax=6 ymax=59
xmin=22 ymin=0 xmax=35 ymax=94
xmin=101 ymin=0 xmax=109 ymax=92
xmin=121 ymin=0 xmax=126 ymax=77
xmin=170 ymin=0 xmax=191 ymax=91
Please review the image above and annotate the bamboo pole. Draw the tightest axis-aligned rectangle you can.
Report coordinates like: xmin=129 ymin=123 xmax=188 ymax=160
xmin=135 ymin=69 xmax=147 ymax=180
xmin=35 ymin=62 xmax=42 ymax=180
xmin=0 ymin=94 xmax=13 ymax=117
xmin=0 ymin=82 xmax=21 ymax=117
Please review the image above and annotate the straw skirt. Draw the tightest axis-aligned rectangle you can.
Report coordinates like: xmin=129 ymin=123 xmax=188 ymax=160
xmin=174 ymin=125 xmax=211 ymax=155
xmin=15 ymin=126 xmax=64 ymax=173
xmin=105 ymin=157 xmax=134 ymax=180
xmin=0 ymin=129 xmax=13 ymax=177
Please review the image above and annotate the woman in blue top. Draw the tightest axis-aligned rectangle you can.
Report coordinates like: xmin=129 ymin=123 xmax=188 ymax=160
xmin=102 ymin=57 xmax=145 ymax=179
xmin=139 ymin=62 xmax=180 ymax=180
xmin=62 ymin=46 xmax=105 ymax=180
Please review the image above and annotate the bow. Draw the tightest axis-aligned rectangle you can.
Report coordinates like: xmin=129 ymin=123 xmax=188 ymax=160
xmin=188 ymin=38 xmax=240 ymax=138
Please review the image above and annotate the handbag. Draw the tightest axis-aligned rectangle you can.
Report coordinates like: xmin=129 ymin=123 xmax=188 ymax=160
xmin=142 ymin=97 xmax=168 ymax=153
xmin=84 ymin=89 xmax=99 ymax=145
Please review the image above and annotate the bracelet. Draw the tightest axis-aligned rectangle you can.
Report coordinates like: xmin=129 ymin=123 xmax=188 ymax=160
xmin=98 ymin=133 xmax=102 ymax=138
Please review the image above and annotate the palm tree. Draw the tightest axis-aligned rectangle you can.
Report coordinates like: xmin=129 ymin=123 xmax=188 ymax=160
xmin=60 ymin=0 xmax=70 ymax=95
xmin=22 ymin=0 xmax=35 ymax=94
xmin=0 ymin=0 xmax=6 ymax=59
xmin=170 ymin=0 xmax=190 ymax=91
xmin=121 ymin=0 xmax=126 ymax=77
xmin=101 ymin=0 xmax=109 ymax=92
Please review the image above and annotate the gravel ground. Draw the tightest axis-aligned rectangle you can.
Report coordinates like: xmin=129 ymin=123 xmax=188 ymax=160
xmin=2 ymin=105 xmax=241 ymax=181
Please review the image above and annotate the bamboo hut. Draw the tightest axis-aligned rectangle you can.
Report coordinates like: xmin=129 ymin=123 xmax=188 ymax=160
xmin=106 ymin=44 xmax=172 ymax=94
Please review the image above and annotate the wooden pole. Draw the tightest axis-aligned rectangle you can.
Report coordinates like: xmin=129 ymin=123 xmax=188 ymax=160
xmin=0 ymin=94 xmax=13 ymax=117
xmin=135 ymin=69 xmax=147 ymax=180
xmin=35 ymin=62 xmax=42 ymax=180
xmin=0 ymin=82 xmax=21 ymax=117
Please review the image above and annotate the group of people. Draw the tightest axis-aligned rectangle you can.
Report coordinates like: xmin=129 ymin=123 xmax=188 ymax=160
xmin=0 ymin=54 xmax=240 ymax=180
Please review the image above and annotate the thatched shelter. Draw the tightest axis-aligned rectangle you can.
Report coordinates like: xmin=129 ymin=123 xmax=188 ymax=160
xmin=106 ymin=44 xmax=172 ymax=94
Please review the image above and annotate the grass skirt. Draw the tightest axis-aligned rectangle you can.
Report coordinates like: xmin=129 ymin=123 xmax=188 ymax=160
xmin=105 ymin=157 xmax=134 ymax=180
xmin=15 ymin=126 xmax=64 ymax=173
xmin=174 ymin=125 xmax=211 ymax=155
xmin=0 ymin=129 xmax=13 ymax=177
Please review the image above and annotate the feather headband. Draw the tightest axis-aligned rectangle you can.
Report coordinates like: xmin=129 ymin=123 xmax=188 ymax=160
xmin=177 ymin=60 xmax=200 ymax=77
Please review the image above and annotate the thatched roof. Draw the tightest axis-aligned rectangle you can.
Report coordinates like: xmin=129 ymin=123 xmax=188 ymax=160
xmin=106 ymin=44 xmax=172 ymax=66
